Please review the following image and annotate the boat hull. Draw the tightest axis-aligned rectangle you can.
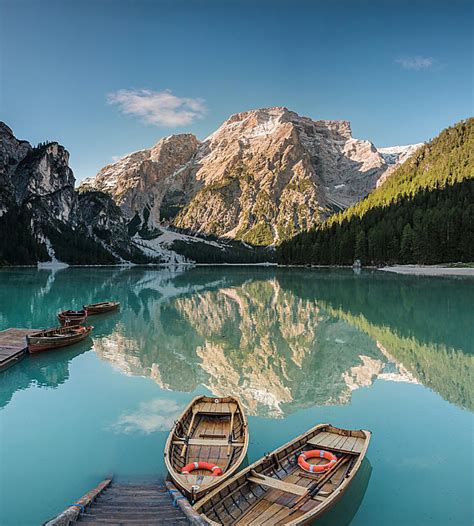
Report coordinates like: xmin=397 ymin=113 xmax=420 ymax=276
xmin=165 ymin=395 xmax=249 ymax=502
xmin=58 ymin=310 xmax=88 ymax=326
xmin=195 ymin=423 xmax=371 ymax=525
xmin=84 ymin=302 xmax=120 ymax=315
xmin=27 ymin=326 xmax=93 ymax=353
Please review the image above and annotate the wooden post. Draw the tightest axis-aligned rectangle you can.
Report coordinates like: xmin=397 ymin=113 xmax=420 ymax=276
xmin=165 ymin=481 xmax=211 ymax=525
xmin=43 ymin=477 xmax=112 ymax=526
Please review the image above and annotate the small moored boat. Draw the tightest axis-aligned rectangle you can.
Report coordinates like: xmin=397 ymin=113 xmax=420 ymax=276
xmin=57 ymin=309 xmax=88 ymax=326
xmin=194 ymin=423 xmax=371 ymax=525
xmin=27 ymin=325 xmax=93 ymax=354
xmin=83 ymin=301 xmax=120 ymax=315
xmin=165 ymin=396 xmax=249 ymax=502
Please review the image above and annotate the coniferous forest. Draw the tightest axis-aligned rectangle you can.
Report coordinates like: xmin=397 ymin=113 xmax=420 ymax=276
xmin=278 ymin=119 xmax=474 ymax=266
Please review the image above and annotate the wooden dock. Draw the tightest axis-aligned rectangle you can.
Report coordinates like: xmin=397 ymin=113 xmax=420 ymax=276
xmin=44 ymin=479 xmax=209 ymax=525
xmin=0 ymin=328 xmax=40 ymax=371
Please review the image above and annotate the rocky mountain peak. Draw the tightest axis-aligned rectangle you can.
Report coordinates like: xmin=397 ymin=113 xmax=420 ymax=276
xmin=312 ymin=119 xmax=353 ymax=140
xmin=150 ymin=133 xmax=199 ymax=158
xmin=80 ymin=107 xmax=422 ymax=245
xmin=0 ymin=122 xmax=15 ymax=137
xmin=13 ymin=142 xmax=75 ymax=218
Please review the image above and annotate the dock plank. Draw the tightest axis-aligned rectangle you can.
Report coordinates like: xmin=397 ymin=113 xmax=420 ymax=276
xmin=0 ymin=328 xmax=40 ymax=372
xmin=45 ymin=480 xmax=205 ymax=525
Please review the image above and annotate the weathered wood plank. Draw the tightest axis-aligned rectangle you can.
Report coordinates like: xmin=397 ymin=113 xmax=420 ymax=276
xmin=307 ymin=432 xmax=335 ymax=448
xmin=44 ymin=477 xmax=112 ymax=526
xmin=0 ymin=328 xmax=40 ymax=372
xmin=351 ymin=437 xmax=366 ymax=453
xmin=341 ymin=436 xmax=358 ymax=451
xmin=307 ymin=433 xmax=361 ymax=455
xmin=173 ymin=438 xmax=245 ymax=447
xmin=248 ymin=471 xmax=308 ymax=496
xmin=44 ymin=479 xmax=203 ymax=525
xmin=235 ymin=499 xmax=274 ymax=526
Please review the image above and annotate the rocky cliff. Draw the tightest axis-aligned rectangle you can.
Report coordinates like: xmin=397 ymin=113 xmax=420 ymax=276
xmin=0 ymin=123 xmax=32 ymax=216
xmin=0 ymin=123 xmax=149 ymax=265
xmin=81 ymin=107 xmax=421 ymax=245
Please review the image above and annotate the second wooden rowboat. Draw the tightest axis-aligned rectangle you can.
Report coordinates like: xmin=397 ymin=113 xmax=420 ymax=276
xmin=57 ymin=309 xmax=88 ymax=326
xmin=27 ymin=326 xmax=93 ymax=354
xmin=165 ymin=396 xmax=249 ymax=502
xmin=83 ymin=301 xmax=120 ymax=315
xmin=194 ymin=423 xmax=371 ymax=525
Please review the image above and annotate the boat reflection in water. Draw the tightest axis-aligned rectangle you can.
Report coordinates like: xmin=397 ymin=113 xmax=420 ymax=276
xmin=1 ymin=267 xmax=471 ymax=416
xmin=0 ymin=340 xmax=92 ymax=410
xmin=315 ymin=458 xmax=372 ymax=526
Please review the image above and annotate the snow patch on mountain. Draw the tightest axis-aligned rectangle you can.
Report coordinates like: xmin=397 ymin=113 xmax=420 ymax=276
xmin=132 ymin=226 xmax=233 ymax=264
xmin=133 ymin=234 xmax=188 ymax=264
xmin=377 ymin=144 xmax=423 ymax=165
xmin=376 ymin=143 xmax=424 ymax=187
xmin=37 ymin=237 xmax=69 ymax=268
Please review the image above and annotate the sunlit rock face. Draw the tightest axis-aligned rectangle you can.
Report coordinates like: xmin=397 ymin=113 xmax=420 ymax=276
xmin=13 ymin=142 xmax=79 ymax=226
xmin=0 ymin=124 xmax=78 ymax=227
xmin=92 ymin=274 xmax=418 ymax=417
xmin=81 ymin=134 xmax=200 ymax=228
xmin=81 ymin=107 xmax=420 ymax=245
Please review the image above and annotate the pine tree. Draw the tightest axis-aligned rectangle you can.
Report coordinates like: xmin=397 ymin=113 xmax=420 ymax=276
xmin=400 ymin=224 xmax=414 ymax=263
xmin=354 ymin=229 xmax=367 ymax=263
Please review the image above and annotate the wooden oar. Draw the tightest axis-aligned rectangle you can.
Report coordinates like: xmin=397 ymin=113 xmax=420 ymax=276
xmin=181 ymin=406 xmax=199 ymax=458
xmin=226 ymin=405 xmax=237 ymax=456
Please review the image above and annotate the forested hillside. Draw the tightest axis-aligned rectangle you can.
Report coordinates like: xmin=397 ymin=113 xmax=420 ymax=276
xmin=278 ymin=119 xmax=474 ymax=265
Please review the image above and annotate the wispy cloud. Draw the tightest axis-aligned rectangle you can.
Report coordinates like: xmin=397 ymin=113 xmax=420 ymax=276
xmin=395 ymin=56 xmax=435 ymax=71
xmin=107 ymin=89 xmax=207 ymax=127
xmin=111 ymin=398 xmax=184 ymax=434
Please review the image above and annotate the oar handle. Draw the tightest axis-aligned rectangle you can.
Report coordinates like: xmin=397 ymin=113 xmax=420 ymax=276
xmin=226 ymin=407 xmax=237 ymax=456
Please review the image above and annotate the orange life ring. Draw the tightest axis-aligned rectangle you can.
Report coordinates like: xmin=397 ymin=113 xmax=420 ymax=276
xmin=298 ymin=450 xmax=338 ymax=473
xmin=181 ymin=461 xmax=222 ymax=476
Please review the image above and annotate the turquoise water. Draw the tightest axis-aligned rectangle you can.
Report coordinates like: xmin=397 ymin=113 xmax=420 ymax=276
xmin=0 ymin=267 xmax=472 ymax=525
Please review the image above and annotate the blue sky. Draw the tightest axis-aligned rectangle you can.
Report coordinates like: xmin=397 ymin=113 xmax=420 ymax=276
xmin=1 ymin=0 xmax=473 ymax=182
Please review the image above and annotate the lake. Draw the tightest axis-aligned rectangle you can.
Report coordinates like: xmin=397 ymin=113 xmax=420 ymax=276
xmin=0 ymin=267 xmax=472 ymax=525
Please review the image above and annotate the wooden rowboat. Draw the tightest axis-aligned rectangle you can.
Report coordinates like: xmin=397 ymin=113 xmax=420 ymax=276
xmin=57 ymin=309 xmax=88 ymax=326
xmin=83 ymin=301 xmax=120 ymax=315
xmin=164 ymin=396 xmax=249 ymax=502
xmin=194 ymin=423 xmax=371 ymax=525
xmin=27 ymin=326 xmax=93 ymax=354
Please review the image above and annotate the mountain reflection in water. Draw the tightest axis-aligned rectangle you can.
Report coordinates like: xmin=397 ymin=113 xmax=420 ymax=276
xmin=1 ymin=267 xmax=472 ymax=415
xmin=87 ymin=268 xmax=472 ymax=416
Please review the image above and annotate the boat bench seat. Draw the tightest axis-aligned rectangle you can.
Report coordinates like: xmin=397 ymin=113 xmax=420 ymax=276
xmin=173 ymin=438 xmax=245 ymax=447
xmin=248 ymin=470 xmax=308 ymax=496
xmin=307 ymin=432 xmax=365 ymax=454
xmin=195 ymin=402 xmax=238 ymax=416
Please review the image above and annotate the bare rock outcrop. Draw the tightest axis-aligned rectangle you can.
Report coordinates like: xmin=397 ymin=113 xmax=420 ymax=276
xmin=82 ymin=107 xmax=421 ymax=245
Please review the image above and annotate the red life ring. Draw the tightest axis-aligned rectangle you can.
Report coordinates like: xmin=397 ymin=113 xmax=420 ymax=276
xmin=181 ymin=461 xmax=222 ymax=476
xmin=298 ymin=450 xmax=338 ymax=473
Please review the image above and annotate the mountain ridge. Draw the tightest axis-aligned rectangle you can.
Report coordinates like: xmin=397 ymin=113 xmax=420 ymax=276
xmin=0 ymin=122 xmax=272 ymax=265
xmin=278 ymin=118 xmax=474 ymax=265
xmin=81 ymin=107 xmax=422 ymax=245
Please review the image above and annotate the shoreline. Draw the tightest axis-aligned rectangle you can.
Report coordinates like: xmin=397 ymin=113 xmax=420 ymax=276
xmin=378 ymin=265 xmax=474 ymax=277
xmin=2 ymin=263 xmax=474 ymax=276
